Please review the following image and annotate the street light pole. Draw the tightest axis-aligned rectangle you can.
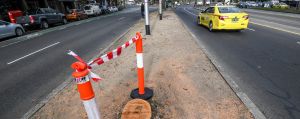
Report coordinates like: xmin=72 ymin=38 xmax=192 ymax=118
xmin=144 ymin=0 xmax=151 ymax=35
xmin=159 ymin=0 xmax=162 ymax=20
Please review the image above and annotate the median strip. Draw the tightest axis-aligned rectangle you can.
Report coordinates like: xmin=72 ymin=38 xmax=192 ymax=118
xmin=7 ymin=42 xmax=60 ymax=65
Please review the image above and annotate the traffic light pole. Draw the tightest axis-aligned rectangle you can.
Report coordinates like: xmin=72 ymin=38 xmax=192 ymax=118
xmin=144 ymin=0 xmax=150 ymax=35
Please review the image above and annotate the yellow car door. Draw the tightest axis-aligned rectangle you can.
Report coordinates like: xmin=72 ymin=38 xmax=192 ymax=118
xmin=206 ymin=7 xmax=215 ymax=26
xmin=201 ymin=7 xmax=214 ymax=27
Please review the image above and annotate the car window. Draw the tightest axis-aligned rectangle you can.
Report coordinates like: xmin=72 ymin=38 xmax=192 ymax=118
xmin=84 ymin=6 xmax=91 ymax=10
xmin=49 ymin=8 xmax=56 ymax=13
xmin=36 ymin=9 xmax=43 ymax=14
xmin=26 ymin=9 xmax=38 ymax=15
xmin=218 ymin=7 xmax=241 ymax=13
xmin=204 ymin=7 xmax=214 ymax=13
xmin=208 ymin=7 xmax=214 ymax=13
xmin=47 ymin=8 xmax=55 ymax=13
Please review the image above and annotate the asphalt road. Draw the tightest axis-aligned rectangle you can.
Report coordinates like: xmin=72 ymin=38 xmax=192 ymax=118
xmin=176 ymin=6 xmax=300 ymax=119
xmin=0 ymin=7 xmax=150 ymax=119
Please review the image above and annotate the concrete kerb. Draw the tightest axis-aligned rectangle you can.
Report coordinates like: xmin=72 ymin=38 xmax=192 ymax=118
xmin=0 ymin=12 xmax=122 ymax=48
xmin=175 ymin=10 xmax=267 ymax=119
xmin=21 ymin=18 xmax=135 ymax=119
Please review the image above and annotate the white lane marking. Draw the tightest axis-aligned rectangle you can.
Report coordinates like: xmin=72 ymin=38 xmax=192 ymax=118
xmin=26 ymin=33 xmax=40 ymax=39
xmin=7 ymin=42 xmax=60 ymax=65
xmin=183 ymin=8 xmax=198 ymax=16
xmin=59 ymin=26 xmax=66 ymax=30
xmin=118 ymin=17 xmax=126 ymax=21
xmin=250 ymin=22 xmax=300 ymax=36
xmin=247 ymin=28 xmax=255 ymax=31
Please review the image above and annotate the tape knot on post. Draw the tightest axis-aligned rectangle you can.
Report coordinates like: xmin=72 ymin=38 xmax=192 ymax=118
xmin=71 ymin=62 xmax=89 ymax=78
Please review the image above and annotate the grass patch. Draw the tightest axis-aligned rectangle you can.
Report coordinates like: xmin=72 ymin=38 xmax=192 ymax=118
xmin=251 ymin=7 xmax=300 ymax=14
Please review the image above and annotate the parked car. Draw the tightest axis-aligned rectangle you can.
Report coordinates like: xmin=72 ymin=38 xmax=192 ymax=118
xmin=99 ymin=5 xmax=110 ymax=14
xmin=84 ymin=4 xmax=102 ymax=16
xmin=108 ymin=6 xmax=118 ymax=12
xmin=16 ymin=8 xmax=67 ymax=29
xmin=66 ymin=9 xmax=88 ymax=21
xmin=272 ymin=2 xmax=289 ymax=9
xmin=0 ymin=20 xmax=25 ymax=39
xmin=247 ymin=1 xmax=258 ymax=7
xmin=237 ymin=2 xmax=247 ymax=8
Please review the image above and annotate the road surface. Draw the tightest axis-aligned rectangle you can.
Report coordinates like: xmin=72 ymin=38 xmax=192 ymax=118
xmin=0 ymin=7 xmax=151 ymax=119
xmin=176 ymin=5 xmax=300 ymax=119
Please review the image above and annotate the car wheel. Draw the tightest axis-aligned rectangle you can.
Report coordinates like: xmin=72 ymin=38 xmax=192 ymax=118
xmin=197 ymin=17 xmax=201 ymax=25
xmin=41 ymin=21 xmax=49 ymax=29
xmin=15 ymin=28 xmax=24 ymax=36
xmin=62 ymin=18 xmax=68 ymax=24
xmin=209 ymin=21 xmax=214 ymax=32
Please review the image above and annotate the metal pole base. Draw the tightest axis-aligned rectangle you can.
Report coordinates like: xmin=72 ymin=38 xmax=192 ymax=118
xmin=130 ymin=87 xmax=153 ymax=100
xmin=159 ymin=14 xmax=162 ymax=20
xmin=145 ymin=25 xmax=151 ymax=35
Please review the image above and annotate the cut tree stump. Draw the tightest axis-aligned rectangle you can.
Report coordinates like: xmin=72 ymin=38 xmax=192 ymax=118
xmin=121 ymin=99 xmax=151 ymax=119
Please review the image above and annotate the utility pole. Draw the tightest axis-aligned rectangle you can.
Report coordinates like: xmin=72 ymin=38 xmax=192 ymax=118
xmin=159 ymin=0 xmax=162 ymax=20
xmin=144 ymin=0 xmax=151 ymax=35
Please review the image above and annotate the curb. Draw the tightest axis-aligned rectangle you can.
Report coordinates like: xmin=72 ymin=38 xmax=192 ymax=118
xmin=175 ymin=9 xmax=266 ymax=119
xmin=21 ymin=17 xmax=136 ymax=119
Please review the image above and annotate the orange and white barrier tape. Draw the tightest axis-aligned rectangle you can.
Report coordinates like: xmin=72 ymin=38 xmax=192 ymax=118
xmin=68 ymin=33 xmax=140 ymax=81
xmin=87 ymin=34 xmax=139 ymax=67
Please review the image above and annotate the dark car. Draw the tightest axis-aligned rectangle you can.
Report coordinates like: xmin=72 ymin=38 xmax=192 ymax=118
xmin=16 ymin=8 xmax=67 ymax=29
xmin=237 ymin=2 xmax=248 ymax=8
xmin=99 ymin=5 xmax=110 ymax=14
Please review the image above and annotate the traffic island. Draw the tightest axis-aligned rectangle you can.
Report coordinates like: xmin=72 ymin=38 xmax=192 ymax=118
xmin=30 ymin=10 xmax=253 ymax=119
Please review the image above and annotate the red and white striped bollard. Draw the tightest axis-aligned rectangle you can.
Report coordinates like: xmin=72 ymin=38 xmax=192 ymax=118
xmin=130 ymin=32 xmax=153 ymax=100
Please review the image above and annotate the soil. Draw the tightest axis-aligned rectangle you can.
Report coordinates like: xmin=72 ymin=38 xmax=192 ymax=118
xmin=31 ymin=10 xmax=253 ymax=119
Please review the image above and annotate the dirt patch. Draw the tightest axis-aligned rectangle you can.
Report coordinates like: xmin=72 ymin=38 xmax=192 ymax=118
xmin=31 ymin=10 xmax=253 ymax=119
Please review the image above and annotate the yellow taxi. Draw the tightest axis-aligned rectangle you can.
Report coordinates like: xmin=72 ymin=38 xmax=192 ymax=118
xmin=197 ymin=5 xmax=249 ymax=32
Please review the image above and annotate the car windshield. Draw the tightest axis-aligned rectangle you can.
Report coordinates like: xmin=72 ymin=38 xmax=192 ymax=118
xmin=218 ymin=7 xmax=241 ymax=13
xmin=26 ymin=9 xmax=38 ymax=15
xmin=84 ymin=6 xmax=91 ymax=10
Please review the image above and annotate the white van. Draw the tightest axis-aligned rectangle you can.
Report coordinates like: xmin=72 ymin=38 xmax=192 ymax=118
xmin=84 ymin=5 xmax=101 ymax=16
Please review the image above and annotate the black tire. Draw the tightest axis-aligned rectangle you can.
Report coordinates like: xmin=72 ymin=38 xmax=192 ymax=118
xmin=62 ymin=18 xmax=68 ymax=24
xmin=40 ymin=20 xmax=49 ymax=29
xmin=209 ymin=21 xmax=214 ymax=32
xmin=15 ymin=28 xmax=24 ymax=36
xmin=197 ymin=17 xmax=201 ymax=25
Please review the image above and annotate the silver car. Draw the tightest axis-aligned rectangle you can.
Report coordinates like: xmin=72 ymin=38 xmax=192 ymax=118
xmin=0 ymin=20 xmax=25 ymax=39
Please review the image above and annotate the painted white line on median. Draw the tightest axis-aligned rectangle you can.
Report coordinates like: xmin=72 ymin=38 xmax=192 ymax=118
xmin=7 ymin=42 xmax=60 ymax=65
xmin=184 ymin=8 xmax=198 ymax=16
xmin=247 ymin=28 xmax=255 ymax=31
xmin=118 ymin=17 xmax=126 ymax=21
xmin=250 ymin=22 xmax=300 ymax=36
